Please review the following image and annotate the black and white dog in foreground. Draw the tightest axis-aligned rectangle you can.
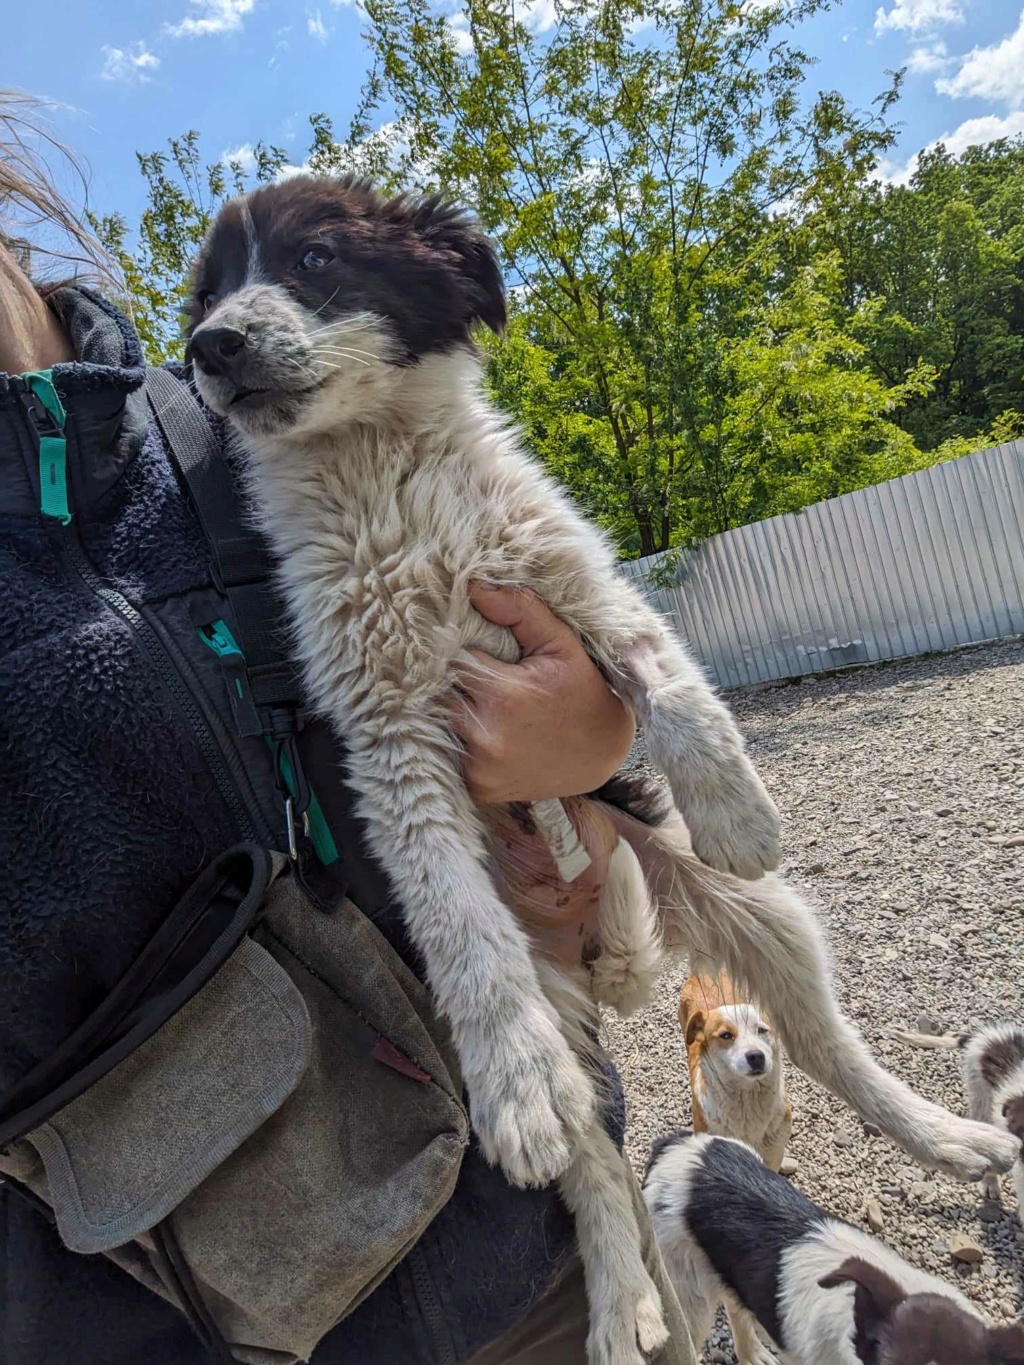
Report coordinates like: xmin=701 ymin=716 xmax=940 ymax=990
xmin=186 ymin=174 xmax=1018 ymax=1364
xmin=644 ymin=1130 xmax=1024 ymax=1365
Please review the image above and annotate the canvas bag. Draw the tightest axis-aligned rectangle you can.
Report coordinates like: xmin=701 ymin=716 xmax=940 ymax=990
xmin=0 ymin=844 xmax=469 ymax=1364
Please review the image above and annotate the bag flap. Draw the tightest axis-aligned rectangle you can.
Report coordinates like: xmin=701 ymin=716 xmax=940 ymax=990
xmin=16 ymin=936 xmax=310 ymax=1255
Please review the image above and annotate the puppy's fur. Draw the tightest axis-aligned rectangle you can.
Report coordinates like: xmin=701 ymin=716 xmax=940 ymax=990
xmin=679 ymin=973 xmax=791 ymax=1169
xmin=187 ymin=176 xmax=1019 ymax=1364
xmin=644 ymin=1131 xmax=1024 ymax=1365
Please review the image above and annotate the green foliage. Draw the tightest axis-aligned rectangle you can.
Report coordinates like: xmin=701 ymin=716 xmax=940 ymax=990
xmin=94 ymin=1 xmax=1024 ymax=556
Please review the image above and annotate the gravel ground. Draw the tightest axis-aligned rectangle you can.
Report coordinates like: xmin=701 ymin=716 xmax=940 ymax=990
xmin=603 ymin=637 xmax=1024 ymax=1359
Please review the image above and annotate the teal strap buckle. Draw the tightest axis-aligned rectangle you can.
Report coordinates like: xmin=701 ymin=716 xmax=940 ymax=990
xmin=23 ymin=370 xmax=71 ymax=526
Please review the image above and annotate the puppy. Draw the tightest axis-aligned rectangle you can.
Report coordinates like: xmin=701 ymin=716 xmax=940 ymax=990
xmin=963 ymin=1024 xmax=1024 ymax=1208
xmin=679 ymin=973 xmax=791 ymax=1169
xmin=644 ymin=1130 xmax=1024 ymax=1365
xmin=188 ymin=176 xmax=1018 ymax=1364
xmin=898 ymin=1023 xmax=1024 ymax=1209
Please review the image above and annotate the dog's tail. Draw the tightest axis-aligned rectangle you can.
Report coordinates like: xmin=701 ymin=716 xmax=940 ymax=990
xmin=893 ymin=1030 xmax=968 ymax=1050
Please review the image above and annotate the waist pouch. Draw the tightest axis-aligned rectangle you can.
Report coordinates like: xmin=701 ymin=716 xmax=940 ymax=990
xmin=0 ymin=845 xmax=469 ymax=1364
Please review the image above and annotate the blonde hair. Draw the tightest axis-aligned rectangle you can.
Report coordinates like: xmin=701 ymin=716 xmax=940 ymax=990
xmin=0 ymin=89 xmax=114 ymax=287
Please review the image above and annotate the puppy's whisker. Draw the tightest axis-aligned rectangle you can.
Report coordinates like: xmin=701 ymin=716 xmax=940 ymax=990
xmin=310 ymin=285 xmax=342 ymax=318
xmin=311 ymin=345 xmax=379 ymax=361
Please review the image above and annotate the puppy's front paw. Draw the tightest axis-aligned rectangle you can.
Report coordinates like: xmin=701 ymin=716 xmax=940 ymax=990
xmin=588 ymin=1274 xmax=669 ymax=1365
xmin=927 ymin=1119 xmax=1020 ymax=1183
xmin=675 ymin=756 xmax=781 ymax=880
xmin=466 ymin=1012 xmax=595 ymax=1188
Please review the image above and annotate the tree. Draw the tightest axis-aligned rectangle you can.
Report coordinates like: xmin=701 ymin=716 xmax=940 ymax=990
xmin=327 ymin=0 xmax=903 ymax=554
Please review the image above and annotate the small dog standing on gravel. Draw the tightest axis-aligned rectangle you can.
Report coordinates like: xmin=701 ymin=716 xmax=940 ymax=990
xmin=899 ymin=1022 xmax=1024 ymax=1211
xmin=678 ymin=973 xmax=792 ymax=1169
xmin=644 ymin=1130 xmax=1024 ymax=1365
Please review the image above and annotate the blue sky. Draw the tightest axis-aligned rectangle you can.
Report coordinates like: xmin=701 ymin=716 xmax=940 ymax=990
xmin=7 ymin=0 xmax=1024 ymax=233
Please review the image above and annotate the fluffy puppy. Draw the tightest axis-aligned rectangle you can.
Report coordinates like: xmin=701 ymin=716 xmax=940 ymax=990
xmin=679 ymin=973 xmax=791 ymax=1168
xmin=644 ymin=1130 xmax=1024 ymax=1365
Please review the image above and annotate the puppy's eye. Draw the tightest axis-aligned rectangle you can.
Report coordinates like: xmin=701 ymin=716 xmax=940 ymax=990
xmin=197 ymin=290 xmax=215 ymax=314
xmin=758 ymin=1026 xmax=770 ymax=1036
xmin=299 ymin=246 xmax=333 ymax=271
xmin=719 ymin=1031 xmax=734 ymax=1042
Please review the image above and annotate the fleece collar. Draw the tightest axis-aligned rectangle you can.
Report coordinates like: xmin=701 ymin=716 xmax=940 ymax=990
xmin=0 ymin=287 xmax=150 ymax=518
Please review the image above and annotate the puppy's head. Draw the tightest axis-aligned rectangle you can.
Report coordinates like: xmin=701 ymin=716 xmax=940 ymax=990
xmin=686 ymin=1003 xmax=777 ymax=1083
xmin=819 ymin=1258 xmax=1023 ymax=1365
xmin=186 ymin=175 xmax=505 ymax=439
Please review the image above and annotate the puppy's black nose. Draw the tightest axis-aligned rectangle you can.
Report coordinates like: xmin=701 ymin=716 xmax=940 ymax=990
xmin=191 ymin=326 xmax=247 ymax=377
xmin=745 ymin=1051 xmax=766 ymax=1074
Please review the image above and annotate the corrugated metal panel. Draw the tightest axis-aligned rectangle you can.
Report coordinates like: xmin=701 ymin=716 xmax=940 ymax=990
xmin=619 ymin=442 xmax=1024 ymax=687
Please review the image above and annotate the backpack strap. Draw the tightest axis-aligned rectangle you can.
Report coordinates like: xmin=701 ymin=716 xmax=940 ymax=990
xmin=145 ymin=366 xmax=311 ymax=852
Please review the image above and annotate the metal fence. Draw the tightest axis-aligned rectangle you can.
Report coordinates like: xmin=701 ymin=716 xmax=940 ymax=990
xmin=619 ymin=440 xmax=1024 ymax=689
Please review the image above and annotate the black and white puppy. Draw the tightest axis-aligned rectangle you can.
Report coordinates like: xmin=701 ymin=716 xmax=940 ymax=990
xmin=898 ymin=1022 xmax=1024 ymax=1211
xmin=644 ymin=1131 xmax=1024 ymax=1365
xmin=962 ymin=1024 xmax=1024 ymax=1209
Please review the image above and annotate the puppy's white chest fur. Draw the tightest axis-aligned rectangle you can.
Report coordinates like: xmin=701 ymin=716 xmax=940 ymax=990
xmin=244 ymin=373 xmax=564 ymax=728
xmin=696 ymin=1071 xmax=784 ymax=1151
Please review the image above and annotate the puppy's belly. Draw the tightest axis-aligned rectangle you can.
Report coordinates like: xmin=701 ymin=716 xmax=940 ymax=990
xmin=482 ymin=798 xmax=619 ymax=969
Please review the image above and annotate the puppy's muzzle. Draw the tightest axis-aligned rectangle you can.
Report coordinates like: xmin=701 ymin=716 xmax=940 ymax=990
xmin=191 ymin=326 xmax=249 ymax=380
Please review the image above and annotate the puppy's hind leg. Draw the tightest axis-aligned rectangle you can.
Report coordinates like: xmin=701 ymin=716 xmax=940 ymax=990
xmin=725 ymin=1299 xmax=779 ymax=1365
xmin=559 ymin=1122 xmax=670 ymax=1365
xmin=589 ymin=837 xmax=662 ymax=1018
xmin=604 ymin=809 xmax=1021 ymax=1184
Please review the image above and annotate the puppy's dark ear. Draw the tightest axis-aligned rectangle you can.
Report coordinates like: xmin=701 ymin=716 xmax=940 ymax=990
xmin=409 ymin=197 xmax=507 ymax=334
xmin=990 ymin=1322 xmax=1024 ymax=1363
xmin=684 ymin=1008 xmax=705 ymax=1050
xmin=819 ymin=1258 xmax=905 ymax=1365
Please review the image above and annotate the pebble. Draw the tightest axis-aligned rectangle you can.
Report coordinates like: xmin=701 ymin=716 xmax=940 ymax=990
xmin=865 ymin=1198 xmax=885 ymax=1233
xmin=863 ymin=1122 xmax=883 ymax=1138
xmin=780 ymin=1156 xmax=800 ymax=1177
xmin=978 ymin=1202 xmax=1002 ymax=1224
xmin=949 ymin=1233 xmax=985 ymax=1264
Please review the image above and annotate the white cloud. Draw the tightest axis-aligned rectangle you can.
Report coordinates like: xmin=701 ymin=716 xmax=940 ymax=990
xmin=873 ymin=0 xmax=962 ymax=35
xmin=878 ymin=111 xmax=1024 ymax=185
xmin=307 ymin=8 xmax=329 ymax=40
xmin=905 ymin=40 xmax=953 ymax=73
xmin=446 ymin=12 xmax=474 ymax=53
xmin=165 ymin=0 xmax=255 ymax=39
xmin=100 ymin=42 xmax=160 ymax=83
xmin=221 ymin=142 xmax=257 ymax=173
xmin=521 ymin=0 xmax=558 ymax=31
xmin=936 ymin=10 xmax=1024 ymax=107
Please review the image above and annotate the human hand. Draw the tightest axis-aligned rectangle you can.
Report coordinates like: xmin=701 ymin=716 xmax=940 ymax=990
xmin=452 ymin=584 xmax=635 ymax=805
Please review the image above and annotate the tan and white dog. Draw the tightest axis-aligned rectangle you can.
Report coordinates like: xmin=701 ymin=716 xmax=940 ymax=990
xmin=679 ymin=973 xmax=792 ymax=1170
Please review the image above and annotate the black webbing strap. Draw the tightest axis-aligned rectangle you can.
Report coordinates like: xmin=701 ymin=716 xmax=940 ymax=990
xmin=145 ymin=368 xmax=311 ymax=850
xmin=144 ymin=367 xmax=302 ymax=730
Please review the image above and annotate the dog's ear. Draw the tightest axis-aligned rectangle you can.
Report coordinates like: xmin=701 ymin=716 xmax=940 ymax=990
xmin=990 ymin=1321 xmax=1024 ymax=1363
xmin=819 ymin=1258 xmax=905 ymax=1365
xmin=684 ymin=1008 xmax=705 ymax=1049
xmin=405 ymin=196 xmax=506 ymax=335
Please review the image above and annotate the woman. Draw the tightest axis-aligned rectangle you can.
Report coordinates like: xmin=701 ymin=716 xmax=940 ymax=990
xmin=0 ymin=95 xmax=696 ymax=1365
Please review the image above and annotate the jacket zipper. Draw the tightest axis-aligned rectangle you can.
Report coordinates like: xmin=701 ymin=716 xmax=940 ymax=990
xmin=15 ymin=373 xmax=263 ymax=847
